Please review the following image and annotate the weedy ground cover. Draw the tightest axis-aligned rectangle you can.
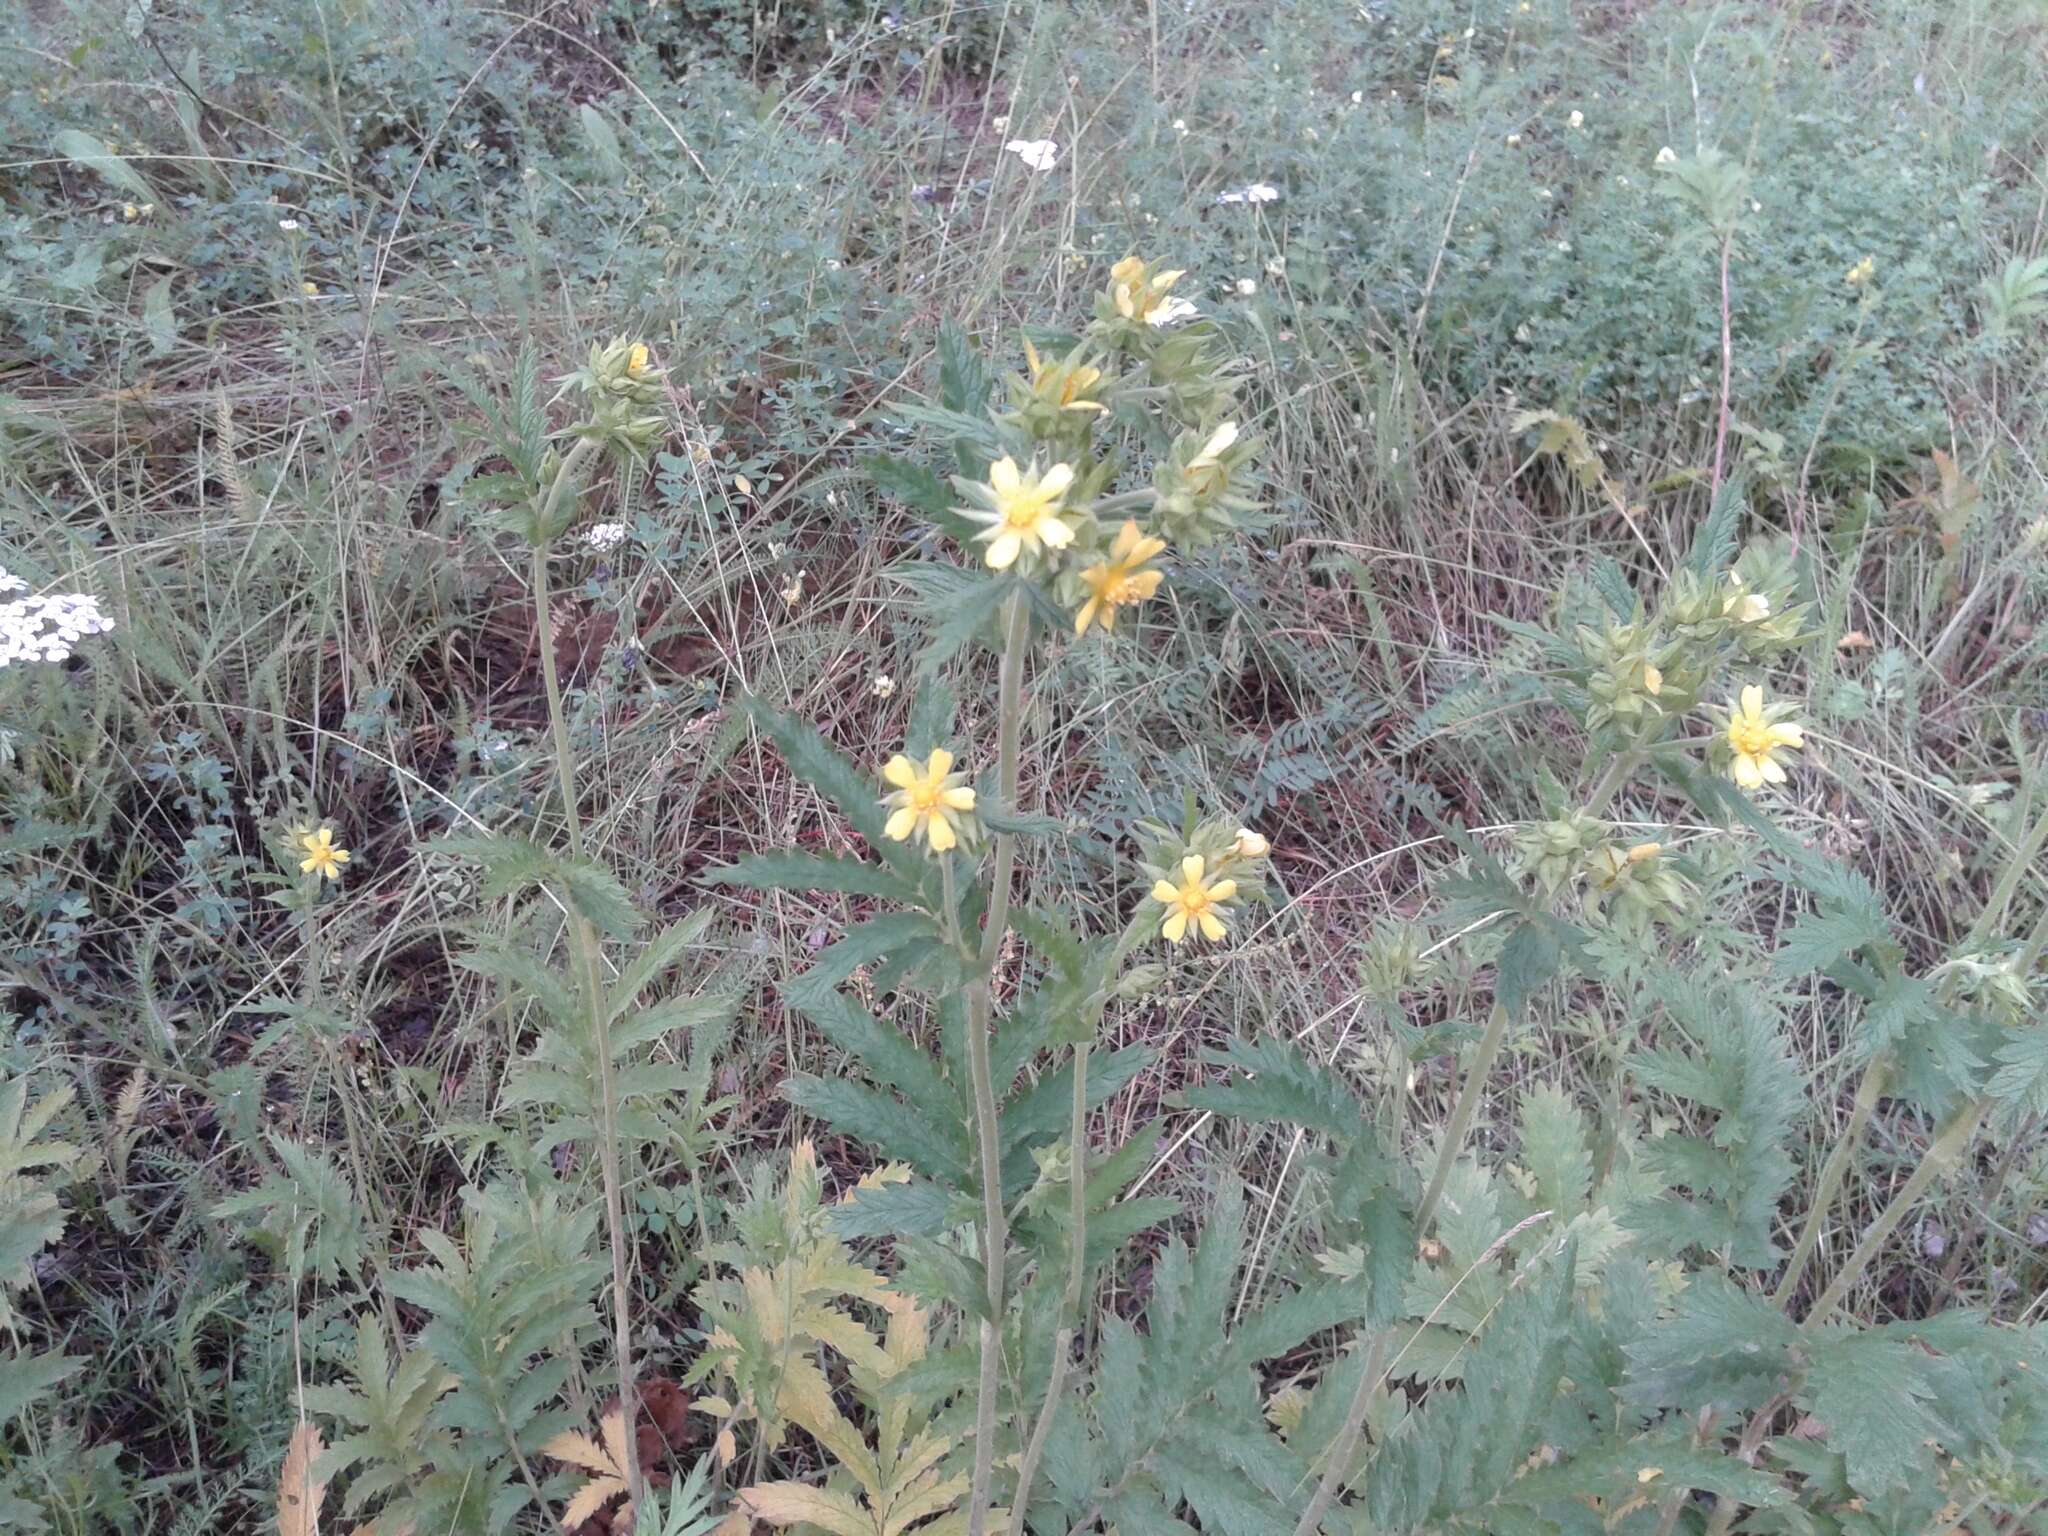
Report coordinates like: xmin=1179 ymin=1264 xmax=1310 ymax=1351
xmin=3 ymin=1 xmax=2047 ymax=1532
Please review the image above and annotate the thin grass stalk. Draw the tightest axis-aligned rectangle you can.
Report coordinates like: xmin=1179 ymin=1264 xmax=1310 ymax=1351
xmin=1801 ymin=1098 xmax=1986 ymax=1329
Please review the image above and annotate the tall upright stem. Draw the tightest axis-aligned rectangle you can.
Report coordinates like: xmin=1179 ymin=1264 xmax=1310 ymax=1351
xmin=1006 ymin=1037 xmax=1090 ymax=1536
xmin=530 ymin=437 xmax=642 ymax=1507
xmin=966 ymin=591 xmax=1030 ymax=1536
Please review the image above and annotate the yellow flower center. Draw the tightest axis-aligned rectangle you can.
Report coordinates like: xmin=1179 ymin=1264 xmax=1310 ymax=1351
xmin=1729 ymin=717 xmax=1775 ymax=758
xmin=1003 ymin=494 xmax=1053 ymax=530
xmin=910 ymin=782 xmax=942 ymax=813
xmin=1176 ymin=882 xmax=1212 ymax=917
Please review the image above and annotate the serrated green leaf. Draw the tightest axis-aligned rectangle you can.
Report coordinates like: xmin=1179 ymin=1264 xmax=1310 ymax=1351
xmin=0 ymin=1349 xmax=78 ymax=1426
xmin=1798 ymin=1334 xmax=1947 ymax=1497
xmin=553 ymin=857 xmax=641 ymax=938
xmin=704 ymin=850 xmax=921 ymax=904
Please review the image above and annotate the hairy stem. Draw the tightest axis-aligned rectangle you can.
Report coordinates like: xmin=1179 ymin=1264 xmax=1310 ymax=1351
xmin=966 ymin=591 xmax=1031 ymax=1536
xmin=530 ymin=437 xmax=643 ymax=1507
xmin=1710 ymin=228 xmax=1734 ymax=497
xmin=1006 ymin=1038 xmax=1091 ymax=1536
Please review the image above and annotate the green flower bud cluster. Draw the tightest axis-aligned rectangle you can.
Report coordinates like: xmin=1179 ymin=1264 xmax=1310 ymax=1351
xmin=1511 ymin=809 xmax=1606 ymax=898
xmin=1573 ymin=615 xmax=1684 ymax=733
xmin=1152 ymin=420 xmax=1262 ymax=549
xmin=564 ymin=337 xmax=668 ymax=459
xmin=1580 ymin=840 xmax=1695 ymax=938
xmin=1359 ymin=917 xmax=1436 ymax=1005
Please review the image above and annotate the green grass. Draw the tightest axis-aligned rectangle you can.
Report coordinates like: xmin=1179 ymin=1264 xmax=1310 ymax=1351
xmin=3 ymin=0 xmax=2048 ymax=1531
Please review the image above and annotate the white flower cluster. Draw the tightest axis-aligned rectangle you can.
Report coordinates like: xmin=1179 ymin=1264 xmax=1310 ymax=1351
xmin=1216 ymin=183 xmax=1280 ymax=206
xmin=584 ymin=521 xmax=629 ymax=552
xmin=0 ymin=567 xmax=116 ymax=668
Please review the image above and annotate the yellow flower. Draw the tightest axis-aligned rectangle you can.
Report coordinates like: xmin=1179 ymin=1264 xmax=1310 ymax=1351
xmin=881 ymin=749 xmax=977 ymax=852
xmin=627 ymin=342 xmax=651 ymax=375
xmin=1023 ymin=337 xmax=1106 ymax=414
xmin=1186 ymin=421 xmax=1240 ymax=497
xmin=1233 ymin=827 xmax=1270 ymax=859
xmin=1723 ymin=587 xmax=1770 ymax=623
xmin=1642 ymin=663 xmax=1664 ymax=695
xmin=1111 ymin=257 xmax=1198 ymax=327
xmin=302 ymin=281 xmax=320 ymax=296
xmin=1625 ymin=841 xmax=1662 ymax=864
xmin=1724 ymin=684 xmax=1805 ymax=790
xmin=298 ymin=826 xmax=351 ymax=881
xmin=1844 ymin=256 xmax=1875 ymax=287
xmin=971 ymin=457 xmax=1076 ymax=570
xmin=1074 ymin=521 xmax=1166 ymax=634
xmin=1151 ymin=854 xmax=1238 ymax=944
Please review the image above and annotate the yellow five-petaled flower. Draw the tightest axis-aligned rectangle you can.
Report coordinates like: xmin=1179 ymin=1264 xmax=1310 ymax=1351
xmin=975 ymin=456 xmax=1076 ymax=570
xmin=1724 ymin=684 xmax=1805 ymax=790
xmin=1152 ymin=854 xmax=1237 ymax=944
xmin=1075 ymin=521 xmax=1167 ymax=634
xmin=1023 ymin=338 xmax=1106 ymax=414
xmin=1111 ymin=257 xmax=1198 ymax=327
xmin=881 ymin=749 xmax=977 ymax=852
xmin=298 ymin=826 xmax=351 ymax=881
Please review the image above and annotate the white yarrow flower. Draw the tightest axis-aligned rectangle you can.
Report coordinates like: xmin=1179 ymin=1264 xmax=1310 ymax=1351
xmin=278 ymin=218 xmax=301 ymax=232
xmin=1568 ymin=109 xmax=1584 ymax=128
xmin=1654 ymin=145 xmax=1678 ymax=164
xmin=871 ymin=674 xmax=896 ymax=699
xmin=584 ymin=521 xmax=629 ymax=553
xmin=1217 ymin=182 xmax=1281 ymax=206
xmin=1235 ymin=277 xmax=1258 ymax=296
xmin=1005 ymin=139 xmax=1059 ymax=172
xmin=0 ymin=568 xmax=116 ymax=669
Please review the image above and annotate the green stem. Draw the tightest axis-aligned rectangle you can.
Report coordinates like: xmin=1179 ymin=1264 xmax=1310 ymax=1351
xmin=530 ymin=439 xmax=643 ymax=1508
xmin=1773 ymin=1049 xmax=1891 ymax=1309
xmin=1006 ymin=1038 xmax=1090 ymax=1536
xmin=1802 ymin=1097 xmax=1985 ymax=1329
xmin=966 ymin=591 xmax=1030 ymax=1536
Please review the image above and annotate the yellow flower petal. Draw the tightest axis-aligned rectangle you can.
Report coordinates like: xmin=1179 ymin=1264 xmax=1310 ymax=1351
xmin=883 ymin=755 xmax=919 ymax=788
xmin=927 ymin=748 xmax=953 ymax=778
xmin=1162 ymin=909 xmax=1190 ymax=944
xmin=885 ymin=806 xmax=919 ymax=841
xmin=1151 ymin=879 xmax=1183 ymax=904
xmin=989 ymin=456 xmax=1021 ymax=495
xmin=986 ymin=531 xmax=1022 ymax=569
xmin=941 ymin=786 xmax=977 ymax=811
xmin=1181 ymin=854 xmax=1206 ymax=884
xmin=1205 ymin=879 xmax=1238 ymax=904
xmin=1198 ymin=911 xmax=1228 ymax=941
xmin=927 ymin=816 xmax=957 ymax=852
